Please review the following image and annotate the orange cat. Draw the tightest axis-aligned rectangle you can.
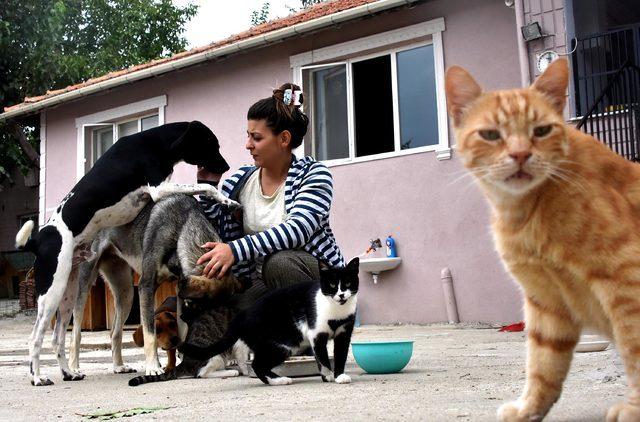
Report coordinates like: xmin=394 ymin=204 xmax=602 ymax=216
xmin=445 ymin=58 xmax=640 ymax=421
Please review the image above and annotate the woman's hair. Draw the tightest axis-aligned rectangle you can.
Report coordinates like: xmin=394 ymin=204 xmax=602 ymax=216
xmin=247 ymin=83 xmax=309 ymax=149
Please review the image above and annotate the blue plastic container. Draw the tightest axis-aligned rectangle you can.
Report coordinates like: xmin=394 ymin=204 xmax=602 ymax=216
xmin=351 ymin=340 xmax=413 ymax=374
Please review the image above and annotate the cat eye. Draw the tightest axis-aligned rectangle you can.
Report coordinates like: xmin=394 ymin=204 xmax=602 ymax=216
xmin=478 ymin=129 xmax=501 ymax=141
xmin=330 ymin=283 xmax=336 ymax=288
xmin=533 ymin=125 xmax=552 ymax=137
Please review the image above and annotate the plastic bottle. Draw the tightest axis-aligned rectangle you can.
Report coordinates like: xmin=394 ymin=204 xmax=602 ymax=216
xmin=385 ymin=235 xmax=397 ymax=258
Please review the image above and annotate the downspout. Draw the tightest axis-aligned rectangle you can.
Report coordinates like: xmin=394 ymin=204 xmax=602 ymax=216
xmin=514 ymin=0 xmax=531 ymax=87
xmin=441 ymin=268 xmax=460 ymax=324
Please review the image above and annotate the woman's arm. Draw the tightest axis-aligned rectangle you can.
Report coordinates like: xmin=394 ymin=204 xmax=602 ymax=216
xmin=229 ymin=162 xmax=334 ymax=263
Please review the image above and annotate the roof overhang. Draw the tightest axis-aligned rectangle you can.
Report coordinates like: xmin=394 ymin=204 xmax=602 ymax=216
xmin=0 ymin=0 xmax=421 ymax=122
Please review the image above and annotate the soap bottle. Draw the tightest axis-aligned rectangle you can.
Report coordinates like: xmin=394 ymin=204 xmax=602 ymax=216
xmin=385 ymin=235 xmax=397 ymax=258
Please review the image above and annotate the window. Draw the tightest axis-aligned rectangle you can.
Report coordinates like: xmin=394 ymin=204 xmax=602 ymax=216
xmin=76 ymin=96 xmax=166 ymax=178
xmin=292 ymin=19 xmax=449 ymax=164
xmin=87 ymin=114 xmax=158 ymax=166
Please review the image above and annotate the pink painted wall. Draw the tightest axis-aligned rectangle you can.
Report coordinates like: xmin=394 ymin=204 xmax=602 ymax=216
xmin=42 ymin=0 xmax=525 ymax=324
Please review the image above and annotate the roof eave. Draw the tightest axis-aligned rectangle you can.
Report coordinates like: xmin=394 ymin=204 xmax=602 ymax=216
xmin=0 ymin=0 xmax=420 ymax=122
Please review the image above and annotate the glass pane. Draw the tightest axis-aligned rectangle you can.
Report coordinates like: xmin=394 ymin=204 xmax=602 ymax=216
xmin=118 ymin=120 xmax=138 ymax=138
xmin=92 ymin=127 xmax=113 ymax=164
xmin=397 ymin=44 xmax=439 ymax=149
xmin=141 ymin=114 xmax=159 ymax=131
xmin=310 ymin=65 xmax=349 ymax=161
xmin=352 ymin=55 xmax=394 ymax=157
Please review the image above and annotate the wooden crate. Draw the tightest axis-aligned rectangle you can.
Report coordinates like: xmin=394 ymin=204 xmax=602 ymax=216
xmin=81 ymin=272 xmax=176 ymax=331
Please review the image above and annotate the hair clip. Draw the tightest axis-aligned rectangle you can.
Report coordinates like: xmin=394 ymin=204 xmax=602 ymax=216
xmin=283 ymin=89 xmax=293 ymax=105
xmin=293 ymin=90 xmax=303 ymax=106
xmin=282 ymin=89 xmax=303 ymax=106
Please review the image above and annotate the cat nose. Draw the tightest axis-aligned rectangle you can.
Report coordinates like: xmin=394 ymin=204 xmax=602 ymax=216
xmin=509 ymin=151 xmax=531 ymax=166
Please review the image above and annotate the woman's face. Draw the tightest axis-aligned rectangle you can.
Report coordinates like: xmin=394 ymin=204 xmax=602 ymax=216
xmin=246 ymin=119 xmax=290 ymax=168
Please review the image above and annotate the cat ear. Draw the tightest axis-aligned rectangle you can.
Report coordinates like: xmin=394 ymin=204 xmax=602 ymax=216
xmin=346 ymin=257 xmax=359 ymax=273
xmin=531 ymin=58 xmax=568 ymax=115
xmin=445 ymin=66 xmax=482 ymax=127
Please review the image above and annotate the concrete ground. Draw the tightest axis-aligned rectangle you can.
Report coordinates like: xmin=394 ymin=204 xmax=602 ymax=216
xmin=0 ymin=313 xmax=626 ymax=421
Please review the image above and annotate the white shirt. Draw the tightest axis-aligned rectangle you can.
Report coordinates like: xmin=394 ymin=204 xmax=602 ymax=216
xmin=239 ymin=169 xmax=287 ymax=235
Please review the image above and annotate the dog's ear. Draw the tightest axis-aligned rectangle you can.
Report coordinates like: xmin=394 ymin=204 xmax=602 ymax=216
xmin=132 ymin=325 xmax=144 ymax=347
xmin=170 ymin=121 xmax=230 ymax=173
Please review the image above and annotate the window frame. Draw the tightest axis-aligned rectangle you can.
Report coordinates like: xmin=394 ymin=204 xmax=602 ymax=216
xmin=74 ymin=95 xmax=166 ymax=181
xmin=291 ymin=18 xmax=450 ymax=166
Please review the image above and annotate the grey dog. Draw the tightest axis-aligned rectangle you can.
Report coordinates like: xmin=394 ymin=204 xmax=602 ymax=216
xmin=65 ymin=194 xmax=243 ymax=376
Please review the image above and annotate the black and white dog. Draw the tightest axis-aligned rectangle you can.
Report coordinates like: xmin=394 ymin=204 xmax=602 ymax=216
xmin=15 ymin=121 xmax=237 ymax=386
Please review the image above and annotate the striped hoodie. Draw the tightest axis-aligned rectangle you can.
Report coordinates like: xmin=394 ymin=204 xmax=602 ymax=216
xmin=199 ymin=155 xmax=345 ymax=282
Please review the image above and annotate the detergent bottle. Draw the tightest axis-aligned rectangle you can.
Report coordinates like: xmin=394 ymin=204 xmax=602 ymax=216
xmin=385 ymin=235 xmax=397 ymax=258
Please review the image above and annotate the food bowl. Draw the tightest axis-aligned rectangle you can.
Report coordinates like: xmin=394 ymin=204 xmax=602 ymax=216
xmin=575 ymin=334 xmax=610 ymax=353
xmin=351 ymin=340 xmax=414 ymax=374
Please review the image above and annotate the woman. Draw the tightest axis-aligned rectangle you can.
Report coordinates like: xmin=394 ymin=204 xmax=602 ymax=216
xmin=198 ymin=83 xmax=345 ymax=307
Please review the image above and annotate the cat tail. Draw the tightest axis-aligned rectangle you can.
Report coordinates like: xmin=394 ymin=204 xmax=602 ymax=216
xmin=179 ymin=331 xmax=240 ymax=361
xmin=128 ymin=368 xmax=178 ymax=387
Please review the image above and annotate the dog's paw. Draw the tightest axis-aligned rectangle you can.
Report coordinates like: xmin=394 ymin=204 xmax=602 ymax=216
xmin=62 ymin=369 xmax=85 ymax=381
xmin=335 ymin=374 xmax=351 ymax=384
xmin=145 ymin=364 xmax=164 ymax=376
xmin=113 ymin=365 xmax=136 ymax=374
xmin=267 ymin=376 xmax=292 ymax=386
xmin=606 ymin=401 xmax=640 ymax=422
xmin=31 ymin=375 xmax=54 ymax=386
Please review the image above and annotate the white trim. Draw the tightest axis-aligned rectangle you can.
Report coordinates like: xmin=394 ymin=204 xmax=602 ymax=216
xmin=39 ymin=112 xmax=46 ymax=226
xmin=75 ymin=95 xmax=166 ymax=127
xmin=432 ymin=31 xmax=451 ymax=160
xmin=292 ymin=18 xmax=449 ymax=165
xmin=290 ymin=18 xmax=445 ymax=68
xmin=390 ymin=51 xmax=401 ymax=153
xmin=75 ymin=97 xmax=165 ymax=180
xmin=324 ymin=144 xmax=440 ymax=168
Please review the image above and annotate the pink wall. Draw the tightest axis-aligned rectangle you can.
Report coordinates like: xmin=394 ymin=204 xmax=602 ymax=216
xmin=42 ymin=0 xmax=524 ymax=324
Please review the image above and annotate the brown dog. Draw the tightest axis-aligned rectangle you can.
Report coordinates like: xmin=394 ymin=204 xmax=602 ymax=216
xmin=132 ymin=296 xmax=179 ymax=371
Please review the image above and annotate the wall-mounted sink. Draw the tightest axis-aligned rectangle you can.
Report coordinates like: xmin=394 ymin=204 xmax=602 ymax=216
xmin=360 ymin=257 xmax=402 ymax=284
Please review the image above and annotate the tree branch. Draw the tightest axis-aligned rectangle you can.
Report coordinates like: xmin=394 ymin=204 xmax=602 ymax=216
xmin=12 ymin=122 xmax=39 ymax=170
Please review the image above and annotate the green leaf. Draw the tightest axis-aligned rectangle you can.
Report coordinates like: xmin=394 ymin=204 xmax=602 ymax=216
xmin=78 ymin=406 xmax=171 ymax=420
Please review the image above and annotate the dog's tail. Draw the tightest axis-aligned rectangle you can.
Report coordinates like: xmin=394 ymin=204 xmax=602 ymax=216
xmin=128 ymin=367 xmax=179 ymax=387
xmin=15 ymin=220 xmax=36 ymax=252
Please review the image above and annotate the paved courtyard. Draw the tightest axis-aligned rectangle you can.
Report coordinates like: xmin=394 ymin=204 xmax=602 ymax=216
xmin=0 ymin=313 xmax=625 ymax=421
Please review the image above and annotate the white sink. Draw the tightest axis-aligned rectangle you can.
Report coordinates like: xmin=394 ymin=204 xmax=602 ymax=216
xmin=359 ymin=257 xmax=402 ymax=283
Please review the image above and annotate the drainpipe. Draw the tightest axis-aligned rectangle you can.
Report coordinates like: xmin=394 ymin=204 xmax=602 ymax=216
xmin=514 ymin=0 xmax=531 ymax=87
xmin=440 ymin=267 xmax=460 ymax=324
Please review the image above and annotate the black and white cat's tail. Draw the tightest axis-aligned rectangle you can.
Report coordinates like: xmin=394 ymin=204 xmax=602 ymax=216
xmin=179 ymin=330 xmax=239 ymax=361
xmin=128 ymin=368 xmax=179 ymax=386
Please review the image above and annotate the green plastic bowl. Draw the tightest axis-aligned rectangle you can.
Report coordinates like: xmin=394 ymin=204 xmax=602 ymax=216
xmin=351 ymin=340 xmax=414 ymax=374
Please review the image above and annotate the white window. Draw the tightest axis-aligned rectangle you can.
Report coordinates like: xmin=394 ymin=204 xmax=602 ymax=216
xmin=75 ymin=96 xmax=166 ymax=179
xmin=291 ymin=19 xmax=450 ymax=164
xmin=87 ymin=114 xmax=159 ymax=167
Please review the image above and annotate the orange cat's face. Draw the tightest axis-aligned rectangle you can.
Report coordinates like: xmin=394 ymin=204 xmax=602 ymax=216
xmin=446 ymin=60 xmax=570 ymax=196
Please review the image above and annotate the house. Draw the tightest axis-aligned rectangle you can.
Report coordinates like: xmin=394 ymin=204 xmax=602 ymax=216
xmin=0 ymin=166 xmax=38 ymax=299
xmin=2 ymin=0 xmax=638 ymax=326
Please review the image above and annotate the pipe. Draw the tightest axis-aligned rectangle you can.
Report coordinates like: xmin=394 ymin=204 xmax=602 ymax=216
xmin=440 ymin=267 xmax=460 ymax=324
xmin=0 ymin=0 xmax=419 ymax=121
xmin=514 ymin=0 xmax=531 ymax=87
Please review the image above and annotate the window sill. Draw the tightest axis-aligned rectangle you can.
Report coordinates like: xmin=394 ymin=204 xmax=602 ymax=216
xmin=322 ymin=145 xmax=451 ymax=168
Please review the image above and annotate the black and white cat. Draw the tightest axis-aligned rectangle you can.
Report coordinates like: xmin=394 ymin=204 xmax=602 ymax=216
xmin=179 ymin=257 xmax=360 ymax=386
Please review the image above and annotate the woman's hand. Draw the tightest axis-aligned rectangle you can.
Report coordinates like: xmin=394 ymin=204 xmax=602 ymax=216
xmin=198 ymin=242 xmax=234 ymax=279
